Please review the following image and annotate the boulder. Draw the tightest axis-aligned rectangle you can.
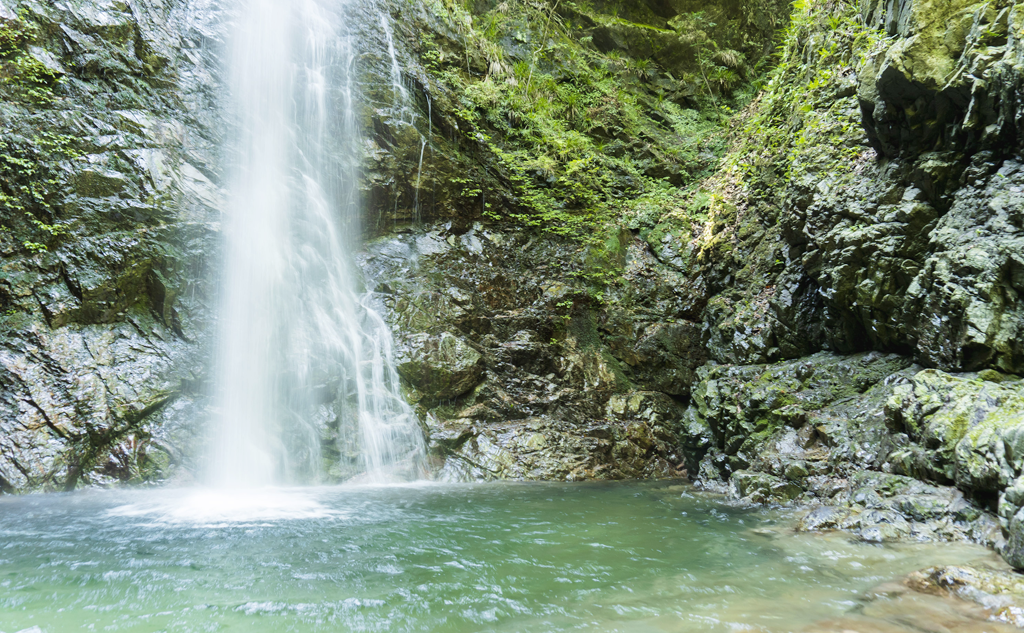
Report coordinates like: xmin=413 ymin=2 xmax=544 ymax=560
xmin=686 ymin=351 xmax=912 ymax=480
xmin=396 ymin=332 xmax=484 ymax=402
xmin=886 ymin=369 xmax=1024 ymax=496
xmin=730 ymin=470 xmax=803 ymax=504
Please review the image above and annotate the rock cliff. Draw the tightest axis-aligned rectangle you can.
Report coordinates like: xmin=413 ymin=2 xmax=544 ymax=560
xmin=0 ymin=0 xmax=224 ymax=491
xmin=357 ymin=0 xmax=1024 ymax=569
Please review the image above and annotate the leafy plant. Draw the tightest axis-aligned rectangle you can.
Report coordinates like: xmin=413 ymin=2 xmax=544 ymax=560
xmin=0 ymin=13 xmax=79 ymax=253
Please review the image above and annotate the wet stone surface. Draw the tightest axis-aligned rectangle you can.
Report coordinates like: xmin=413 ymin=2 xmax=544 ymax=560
xmin=360 ymin=222 xmax=703 ymax=481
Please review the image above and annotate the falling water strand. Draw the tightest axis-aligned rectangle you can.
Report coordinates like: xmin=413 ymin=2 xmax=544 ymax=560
xmin=414 ymin=137 xmax=426 ymax=223
xmin=379 ymin=12 xmax=412 ymax=123
xmin=428 ymin=93 xmax=435 ymax=217
xmin=210 ymin=0 xmax=425 ymax=487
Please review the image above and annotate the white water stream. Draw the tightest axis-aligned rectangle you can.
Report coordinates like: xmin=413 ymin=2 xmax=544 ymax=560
xmin=210 ymin=0 xmax=424 ymax=488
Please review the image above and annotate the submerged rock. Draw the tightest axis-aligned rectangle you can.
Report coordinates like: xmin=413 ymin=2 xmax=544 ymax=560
xmin=904 ymin=566 xmax=1024 ymax=630
xmin=807 ymin=563 xmax=1024 ymax=633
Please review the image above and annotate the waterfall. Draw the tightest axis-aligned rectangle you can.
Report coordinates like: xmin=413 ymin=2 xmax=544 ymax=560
xmin=379 ymin=12 xmax=409 ymax=112
xmin=209 ymin=0 xmax=425 ymax=488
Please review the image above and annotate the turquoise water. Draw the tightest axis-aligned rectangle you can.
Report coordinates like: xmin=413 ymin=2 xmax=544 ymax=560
xmin=0 ymin=482 xmax=1004 ymax=632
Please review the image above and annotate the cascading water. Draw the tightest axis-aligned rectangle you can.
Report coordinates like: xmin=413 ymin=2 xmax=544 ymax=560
xmin=380 ymin=12 xmax=410 ymax=112
xmin=209 ymin=0 xmax=425 ymax=488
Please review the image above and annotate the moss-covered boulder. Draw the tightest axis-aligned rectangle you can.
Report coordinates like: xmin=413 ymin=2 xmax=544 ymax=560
xmin=687 ymin=351 xmax=912 ymax=479
xmin=796 ymin=470 xmax=1000 ymax=545
xmin=681 ymin=351 xmax=1014 ymax=546
xmin=886 ymin=369 xmax=1024 ymax=496
xmin=730 ymin=470 xmax=802 ymax=504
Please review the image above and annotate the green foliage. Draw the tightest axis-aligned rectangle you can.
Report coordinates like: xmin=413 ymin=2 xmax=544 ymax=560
xmin=720 ymin=0 xmax=885 ymax=188
xmin=670 ymin=0 xmax=889 ymax=270
xmin=669 ymin=11 xmax=746 ymax=108
xmin=422 ymin=0 xmax=751 ymax=249
xmin=0 ymin=13 xmax=62 ymax=105
xmin=0 ymin=14 xmax=35 ymax=55
xmin=0 ymin=134 xmax=79 ymax=252
xmin=4 ymin=53 xmax=61 ymax=103
xmin=0 ymin=14 xmax=79 ymax=254
xmin=410 ymin=0 xmax=796 ymax=305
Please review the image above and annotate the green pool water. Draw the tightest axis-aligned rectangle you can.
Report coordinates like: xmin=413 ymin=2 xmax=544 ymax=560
xmin=0 ymin=481 xmax=1005 ymax=632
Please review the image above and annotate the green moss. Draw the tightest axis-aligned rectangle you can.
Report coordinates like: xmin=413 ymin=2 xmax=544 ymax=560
xmin=419 ymin=0 xmax=785 ymax=254
xmin=975 ymin=395 xmax=1024 ymax=432
xmin=682 ymin=0 xmax=887 ymax=273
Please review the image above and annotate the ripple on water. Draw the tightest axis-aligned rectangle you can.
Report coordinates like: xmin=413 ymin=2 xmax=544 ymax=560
xmin=0 ymin=481 xmax=1013 ymax=633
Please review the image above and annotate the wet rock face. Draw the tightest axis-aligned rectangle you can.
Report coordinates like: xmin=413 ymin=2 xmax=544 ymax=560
xmin=776 ymin=145 xmax=1024 ymax=376
xmin=359 ymin=223 xmax=704 ymax=481
xmin=904 ymin=161 xmax=1024 ymax=372
xmin=859 ymin=0 xmax=1023 ymax=161
xmin=0 ymin=0 xmax=223 ymax=491
xmin=793 ymin=470 xmax=1002 ymax=547
xmin=683 ymin=352 xmax=1024 ymax=549
xmin=432 ymin=412 xmax=678 ymax=482
xmin=886 ymin=369 xmax=1024 ymax=492
xmin=696 ymin=0 xmax=1024 ymax=375
xmin=396 ymin=332 xmax=484 ymax=402
xmin=686 ymin=351 xmax=914 ymax=481
xmin=881 ymin=368 xmax=1024 ymax=566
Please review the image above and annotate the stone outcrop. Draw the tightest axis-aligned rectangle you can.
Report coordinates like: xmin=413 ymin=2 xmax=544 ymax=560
xmin=360 ymin=224 xmax=702 ymax=480
xmin=681 ymin=351 xmax=1007 ymax=546
xmin=684 ymin=0 xmax=1024 ymax=376
xmin=0 ymin=0 xmax=224 ymax=491
xmin=882 ymin=370 xmax=1024 ymax=567
xmin=859 ymin=0 xmax=1024 ymax=161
